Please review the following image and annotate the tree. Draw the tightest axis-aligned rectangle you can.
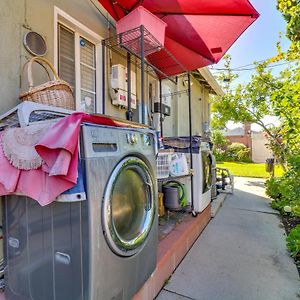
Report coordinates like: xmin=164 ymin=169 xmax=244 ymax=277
xmin=212 ymin=56 xmax=289 ymax=170
xmin=277 ymin=0 xmax=300 ymax=60
xmin=211 ymin=130 xmax=228 ymax=150
xmin=270 ymin=64 xmax=300 ymax=156
xmin=212 ymin=2 xmax=300 ymax=170
xmin=275 ymin=0 xmax=300 ymax=157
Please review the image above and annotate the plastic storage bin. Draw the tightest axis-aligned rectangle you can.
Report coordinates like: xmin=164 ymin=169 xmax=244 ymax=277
xmin=116 ymin=6 xmax=167 ymax=55
xmin=169 ymin=153 xmax=189 ymax=176
xmin=163 ymin=136 xmax=202 ymax=154
xmin=156 ymin=150 xmax=173 ymax=179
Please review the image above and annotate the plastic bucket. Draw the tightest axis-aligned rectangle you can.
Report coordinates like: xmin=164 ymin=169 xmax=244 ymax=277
xmin=162 ymin=181 xmax=186 ymax=211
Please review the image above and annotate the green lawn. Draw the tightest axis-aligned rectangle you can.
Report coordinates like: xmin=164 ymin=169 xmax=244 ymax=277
xmin=216 ymin=162 xmax=284 ymax=178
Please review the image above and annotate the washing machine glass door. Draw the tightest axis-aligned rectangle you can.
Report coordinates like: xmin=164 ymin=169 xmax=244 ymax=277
xmin=202 ymin=151 xmax=212 ymax=193
xmin=103 ymin=156 xmax=155 ymax=257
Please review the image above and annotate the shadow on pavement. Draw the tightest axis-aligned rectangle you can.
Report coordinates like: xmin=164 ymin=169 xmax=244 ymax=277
xmin=244 ymin=180 xmax=266 ymax=188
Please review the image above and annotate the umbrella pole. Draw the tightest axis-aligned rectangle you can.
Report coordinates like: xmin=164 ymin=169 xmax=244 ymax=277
xmin=102 ymin=40 xmax=106 ymax=114
xmin=126 ymin=52 xmax=132 ymax=121
xmin=159 ymin=79 xmax=163 ymax=137
xmin=140 ymin=25 xmax=145 ymax=124
xmin=188 ymin=72 xmax=196 ymax=216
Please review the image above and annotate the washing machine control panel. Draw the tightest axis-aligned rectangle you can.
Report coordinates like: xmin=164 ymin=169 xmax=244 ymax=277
xmin=126 ymin=133 xmax=153 ymax=147
xmin=126 ymin=133 xmax=138 ymax=145
xmin=142 ymin=134 xmax=152 ymax=146
xmin=81 ymin=125 xmax=156 ymax=157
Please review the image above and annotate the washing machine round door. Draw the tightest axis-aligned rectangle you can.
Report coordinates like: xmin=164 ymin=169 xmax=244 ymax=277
xmin=102 ymin=156 xmax=155 ymax=257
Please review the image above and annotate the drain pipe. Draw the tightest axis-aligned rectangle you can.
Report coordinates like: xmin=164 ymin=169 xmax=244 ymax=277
xmin=159 ymin=79 xmax=163 ymax=137
xmin=140 ymin=25 xmax=145 ymax=124
xmin=188 ymin=72 xmax=196 ymax=217
xmin=126 ymin=52 xmax=132 ymax=121
xmin=102 ymin=40 xmax=106 ymax=114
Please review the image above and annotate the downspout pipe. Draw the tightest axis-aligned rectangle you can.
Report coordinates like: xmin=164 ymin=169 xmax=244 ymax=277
xmin=159 ymin=79 xmax=163 ymax=137
xmin=126 ymin=52 xmax=132 ymax=120
xmin=140 ymin=25 xmax=145 ymax=124
xmin=188 ymin=72 xmax=196 ymax=217
xmin=101 ymin=40 xmax=106 ymax=114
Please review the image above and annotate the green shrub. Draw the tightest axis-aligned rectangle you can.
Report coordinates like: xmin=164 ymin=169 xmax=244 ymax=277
xmin=237 ymin=147 xmax=252 ymax=162
xmin=225 ymin=143 xmax=251 ymax=162
xmin=292 ymin=205 xmax=300 ymax=217
xmin=213 ymin=149 xmax=229 ymax=162
xmin=266 ymin=155 xmax=300 ymax=215
xmin=212 ymin=130 xmax=228 ymax=150
xmin=214 ymin=142 xmax=252 ymax=162
xmin=270 ymin=198 xmax=291 ymax=212
xmin=286 ymin=225 xmax=300 ymax=258
xmin=227 ymin=142 xmax=246 ymax=157
xmin=265 ymin=177 xmax=282 ymax=200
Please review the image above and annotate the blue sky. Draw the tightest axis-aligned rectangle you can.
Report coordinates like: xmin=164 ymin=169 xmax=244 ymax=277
xmin=210 ymin=0 xmax=290 ymax=130
xmin=211 ymin=0 xmax=290 ymax=84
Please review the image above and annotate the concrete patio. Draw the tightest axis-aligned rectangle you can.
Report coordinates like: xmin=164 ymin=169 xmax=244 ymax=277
xmin=157 ymin=177 xmax=300 ymax=300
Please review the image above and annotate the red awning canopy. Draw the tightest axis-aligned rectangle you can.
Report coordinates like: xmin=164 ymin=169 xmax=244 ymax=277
xmin=98 ymin=0 xmax=259 ymax=77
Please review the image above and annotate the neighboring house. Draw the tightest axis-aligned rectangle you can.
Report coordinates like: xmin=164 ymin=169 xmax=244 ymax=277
xmin=224 ymin=123 xmax=252 ymax=148
xmin=224 ymin=123 xmax=273 ymax=163
xmin=251 ymin=132 xmax=273 ymax=163
xmin=0 ymin=0 xmax=222 ymax=137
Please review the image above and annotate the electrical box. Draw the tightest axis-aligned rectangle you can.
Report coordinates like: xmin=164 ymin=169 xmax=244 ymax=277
xmin=110 ymin=64 xmax=137 ymax=109
xmin=150 ymin=81 xmax=171 ymax=116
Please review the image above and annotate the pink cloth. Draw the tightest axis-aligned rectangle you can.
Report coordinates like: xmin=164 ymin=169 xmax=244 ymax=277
xmin=0 ymin=132 xmax=74 ymax=206
xmin=36 ymin=112 xmax=122 ymax=183
xmin=0 ymin=112 xmax=122 ymax=206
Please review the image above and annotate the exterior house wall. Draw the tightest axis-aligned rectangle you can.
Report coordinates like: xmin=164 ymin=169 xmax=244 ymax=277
xmin=251 ymin=132 xmax=273 ymax=163
xmin=225 ymin=123 xmax=252 ymax=148
xmin=0 ymin=0 xmax=153 ymax=123
xmin=226 ymin=135 xmax=252 ymax=148
xmin=163 ymin=76 xmax=211 ymax=137
xmin=160 ymin=81 xmax=178 ymax=136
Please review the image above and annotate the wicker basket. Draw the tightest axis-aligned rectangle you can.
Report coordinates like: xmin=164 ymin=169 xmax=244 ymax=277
xmin=20 ymin=57 xmax=75 ymax=110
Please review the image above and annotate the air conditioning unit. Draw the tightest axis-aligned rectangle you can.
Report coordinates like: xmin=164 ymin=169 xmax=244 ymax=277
xmin=110 ymin=64 xmax=137 ymax=109
xmin=151 ymin=81 xmax=171 ymax=116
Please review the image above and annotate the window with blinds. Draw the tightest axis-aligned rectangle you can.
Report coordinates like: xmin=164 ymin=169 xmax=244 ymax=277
xmin=80 ymin=38 xmax=96 ymax=113
xmin=58 ymin=24 xmax=96 ymax=113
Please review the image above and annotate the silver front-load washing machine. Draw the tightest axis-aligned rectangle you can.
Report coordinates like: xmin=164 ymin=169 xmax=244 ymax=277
xmin=3 ymin=123 xmax=158 ymax=300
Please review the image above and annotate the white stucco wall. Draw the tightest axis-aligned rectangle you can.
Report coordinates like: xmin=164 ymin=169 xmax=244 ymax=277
xmin=251 ymin=132 xmax=273 ymax=163
xmin=163 ymin=76 xmax=211 ymax=137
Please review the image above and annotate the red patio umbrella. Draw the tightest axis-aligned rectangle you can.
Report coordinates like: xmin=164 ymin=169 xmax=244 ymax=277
xmin=98 ymin=0 xmax=259 ymax=76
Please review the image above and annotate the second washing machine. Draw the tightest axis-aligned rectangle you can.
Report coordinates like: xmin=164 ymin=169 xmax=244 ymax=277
xmin=162 ymin=136 xmax=213 ymax=213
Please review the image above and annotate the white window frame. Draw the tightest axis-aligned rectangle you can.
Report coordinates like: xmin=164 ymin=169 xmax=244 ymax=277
xmin=54 ymin=6 xmax=103 ymax=113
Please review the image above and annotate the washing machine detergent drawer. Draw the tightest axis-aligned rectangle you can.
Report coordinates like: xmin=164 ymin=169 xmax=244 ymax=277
xmin=3 ymin=195 xmax=89 ymax=300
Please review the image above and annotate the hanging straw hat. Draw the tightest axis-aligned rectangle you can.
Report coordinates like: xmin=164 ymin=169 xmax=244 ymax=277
xmin=2 ymin=123 xmax=50 ymax=170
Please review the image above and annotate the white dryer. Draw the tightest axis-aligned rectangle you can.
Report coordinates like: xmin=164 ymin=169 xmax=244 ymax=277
xmin=192 ymin=141 xmax=213 ymax=212
xmin=3 ymin=123 xmax=158 ymax=300
xmin=162 ymin=136 xmax=213 ymax=213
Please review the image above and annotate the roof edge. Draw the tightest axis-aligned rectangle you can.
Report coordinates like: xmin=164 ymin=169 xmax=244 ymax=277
xmin=197 ymin=67 xmax=224 ymax=96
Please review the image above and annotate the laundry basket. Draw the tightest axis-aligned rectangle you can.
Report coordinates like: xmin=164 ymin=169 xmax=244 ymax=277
xmin=20 ymin=57 xmax=75 ymax=110
xmin=156 ymin=150 xmax=173 ymax=179
xmin=116 ymin=6 xmax=167 ymax=55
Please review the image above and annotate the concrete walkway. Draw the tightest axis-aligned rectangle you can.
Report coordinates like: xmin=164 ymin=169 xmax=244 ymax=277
xmin=156 ymin=177 xmax=300 ymax=300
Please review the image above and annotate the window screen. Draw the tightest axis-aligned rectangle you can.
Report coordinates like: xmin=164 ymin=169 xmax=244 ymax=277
xmin=58 ymin=24 xmax=97 ymax=113
xmin=80 ymin=38 xmax=96 ymax=113
xmin=58 ymin=24 xmax=75 ymax=92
